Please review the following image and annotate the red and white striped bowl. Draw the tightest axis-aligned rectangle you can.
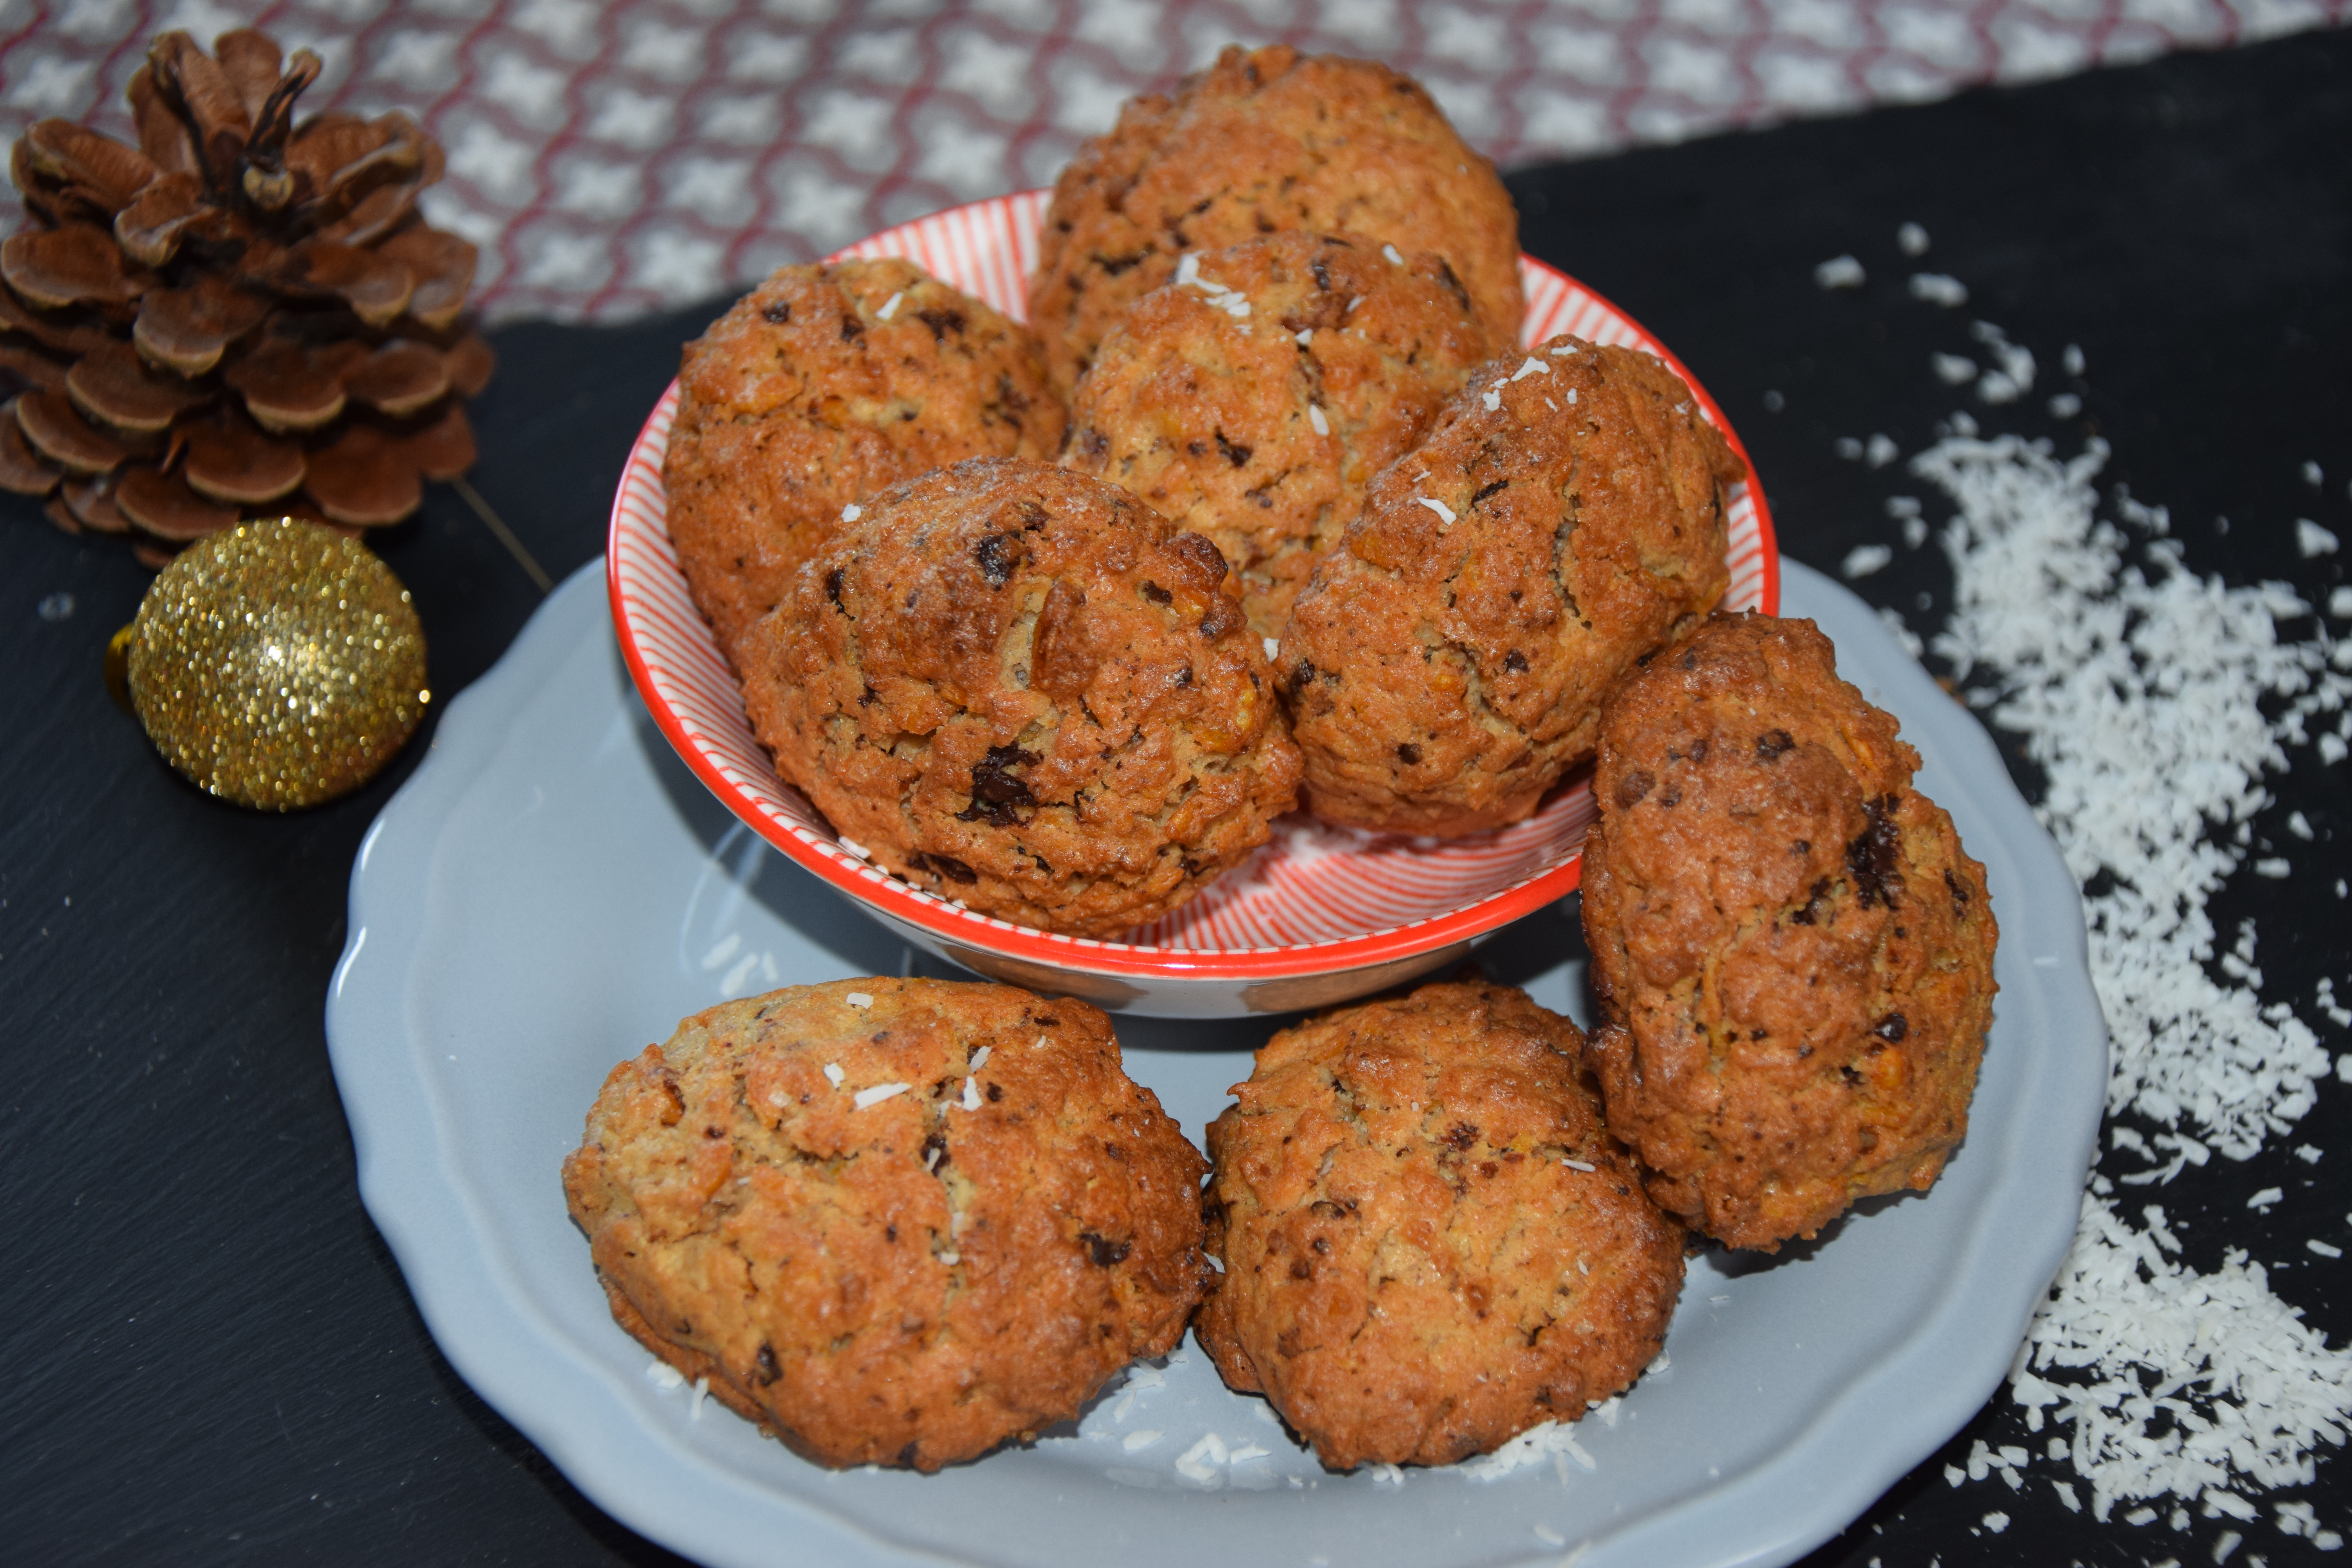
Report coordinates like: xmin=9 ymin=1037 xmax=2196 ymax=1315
xmin=609 ymin=192 xmax=1777 ymax=1018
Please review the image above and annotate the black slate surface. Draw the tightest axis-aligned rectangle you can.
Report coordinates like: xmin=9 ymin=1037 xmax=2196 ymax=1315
xmin=4 ymin=28 xmax=2348 ymax=1567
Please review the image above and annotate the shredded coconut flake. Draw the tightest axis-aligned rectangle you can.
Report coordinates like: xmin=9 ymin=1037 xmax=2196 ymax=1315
xmin=1123 ymin=1430 xmax=1163 ymax=1451
xmin=689 ymin=1377 xmax=710 ymax=1421
xmin=823 ymin=1062 xmax=844 ymax=1088
xmin=2297 ymin=519 xmax=2340 ymax=557
xmin=646 ymin=1359 xmax=685 ymax=1390
xmin=1417 ymin=497 xmax=1456 ymax=526
xmin=853 ymin=1081 xmax=908 ymax=1109
xmin=1382 ymin=242 xmax=1405 ymax=265
xmin=959 ymin=1076 xmax=980 ymax=1111
xmin=1563 ymin=1158 xmax=1596 ymax=1172
xmin=1263 ymin=636 xmax=1281 ymax=660
xmin=1309 ymin=403 xmax=1328 ymax=437
xmin=875 ymin=290 xmax=902 ymax=321
xmin=840 ymin=503 xmax=862 ymax=523
xmin=1815 ymin=254 xmax=1865 ymax=289
xmin=1844 ymin=543 xmax=1895 ymax=579
xmin=837 ymin=836 xmax=869 ymax=860
xmin=1176 ymin=1432 xmax=1229 ymax=1484
xmin=1510 ymin=356 xmax=1550 ymax=381
xmin=845 ymin=991 xmax=874 ymax=1008
xmin=1967 ymin=321 xmax=2035 ymax=403
xmin=1296 ymin=327 xmax=1312 ymax=345
xmin=1173 ymin=251 xmax=1250 ymax=316
xmin=1461 ymin=1421 xmax=1595 ymax=1480
xmin=1911 ymin=272 xmax=1968 ymax=307
xmin=1481 ymin=388 xmax=1501 ymax=412
xmin=1899 ymin=221 xmax=1931 ymax=255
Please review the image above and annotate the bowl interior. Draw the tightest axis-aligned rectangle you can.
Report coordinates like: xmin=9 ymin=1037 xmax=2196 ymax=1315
xmin=608 ymin=191 xmax=1777 ymax=981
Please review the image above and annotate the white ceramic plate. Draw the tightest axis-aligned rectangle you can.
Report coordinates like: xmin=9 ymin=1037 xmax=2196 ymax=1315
xmin=327 ymin=555 xmax=2105 ymax=1568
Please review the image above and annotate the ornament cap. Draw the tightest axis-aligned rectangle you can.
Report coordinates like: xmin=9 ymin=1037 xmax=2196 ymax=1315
xmin=104 ymin=622 xmax=134 ymax=711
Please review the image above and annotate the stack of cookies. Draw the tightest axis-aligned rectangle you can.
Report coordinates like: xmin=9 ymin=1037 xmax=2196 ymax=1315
xmin=595 ymin=41 xmax=1998 ymax=1479
xmin=661 ymin=43 xmax=1746 ymax=942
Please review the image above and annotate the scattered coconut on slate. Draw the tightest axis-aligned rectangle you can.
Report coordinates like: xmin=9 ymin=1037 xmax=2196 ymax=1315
xmin=1817 ymin=282 xmax=2352 ymax=1551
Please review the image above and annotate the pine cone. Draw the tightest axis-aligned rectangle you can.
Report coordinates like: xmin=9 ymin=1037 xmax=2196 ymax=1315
xmin=0 ymin=27 xmax=494 ymax=563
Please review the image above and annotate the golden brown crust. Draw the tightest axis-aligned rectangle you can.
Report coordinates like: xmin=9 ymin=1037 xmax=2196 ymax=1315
xmin=1196 ymin=978 xmax=1684 ymax=1470
xmin=561 ymin=978 xmax=1210 ymax=1471
xmin=738 ymin=458 xmax=1302 ymax=937
xmin=1064 ymin=232 xmax=1487 ymax=639
xmin=1579 ymin=613 xmax=1999 ymax=1251
xmin=1283 ymin=337 xmax=1745 ymax=836
xmin=1031 ymin=45 xmax=1522 ymax=397
xmin=662 ymin=258 xmax=1064 ymax=662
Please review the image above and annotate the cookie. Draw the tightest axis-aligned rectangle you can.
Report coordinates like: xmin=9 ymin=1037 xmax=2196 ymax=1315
xmin=1580 ymin=613 xmax=1999 ymax=1250
xmin=1031 ymin=44 xmax=1522 ymax=396
xmin=562 ymin=977 xmax=1210 ymax=1471
xmin=1196 ymin=977 xmax=1685 ymax=1470
xmin=738 ymin=457 xmax=1302 ymax=938
xmin=1282 ymin=336 xmax=1746 ymax=835
xmin=1064 ymin=232 xmax=1488 ymax=639
xmin=662 ymin=257 xmax=1064 ymax=662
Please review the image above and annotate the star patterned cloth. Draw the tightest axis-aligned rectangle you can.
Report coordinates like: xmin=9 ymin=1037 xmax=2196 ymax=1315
xmin=2 ymin=0 xmax=2346 ymax=321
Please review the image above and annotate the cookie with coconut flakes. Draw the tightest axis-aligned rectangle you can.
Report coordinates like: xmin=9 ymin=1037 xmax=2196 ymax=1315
xmin=738 ymin=457 xmax=1301 ymax=938
xmin=662 ymin=257 xmax=1065 ymax=664
xmin=1196 ymin=976 xmax=1685 ymax=1470
xmin=1063 ymin=232 xmax=1488 ymax=640
xmin=1030 ymin=44 xmax=1522 ymax=397
xmin=562 ymin=977 xmax=1210 ymax=1472
xmin=1281 ymin=336 xmax=1746 ymax=836
xmin=1580 ymin=612 xmax=1998 ymax=1251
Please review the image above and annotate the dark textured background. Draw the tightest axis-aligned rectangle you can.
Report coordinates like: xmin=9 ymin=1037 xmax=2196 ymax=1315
xmin=3 ymin=29 xmax=2347 ymax=1566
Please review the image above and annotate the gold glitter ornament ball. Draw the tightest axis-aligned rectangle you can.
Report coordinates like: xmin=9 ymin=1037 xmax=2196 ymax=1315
xmin=126 ymin=518 xmax=431 ymax=811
